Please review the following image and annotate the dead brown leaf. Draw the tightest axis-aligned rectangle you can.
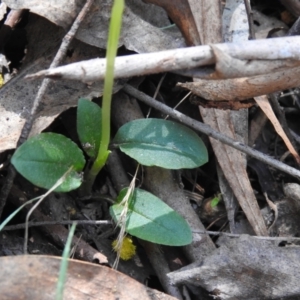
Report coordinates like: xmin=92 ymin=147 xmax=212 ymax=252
xmin=178 ymin=66 xmax=300 ymax=101
xmin=0 ymin=255 xmax=176 ymax=300
xmin=254 ymin=95 xmax=300 ymax=164
xmin=143 ymin=0 xmax=201 ymax=46
xmin=168 ymin=235 xmax=300 ymax=299
xmin=77 ymin=1 xmax=184 ymax=53
xmin=2 ymin=0 xmax=85 ymax=29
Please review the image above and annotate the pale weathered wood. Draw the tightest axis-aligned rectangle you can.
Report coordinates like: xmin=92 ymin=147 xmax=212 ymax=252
xmin=27 ymin=36 xmax=300 ymax=82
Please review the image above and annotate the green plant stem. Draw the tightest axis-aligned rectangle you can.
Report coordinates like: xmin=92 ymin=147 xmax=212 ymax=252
xmin=55 ymin=222 xmax=77 ymax=300
xmin=82 ymin=0 xmax=124 ymax=193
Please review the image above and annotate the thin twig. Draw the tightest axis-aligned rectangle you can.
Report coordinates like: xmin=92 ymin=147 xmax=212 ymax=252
xmin=244 ymin=0 xmax=256 ymax=40
xmin=0 ymin=0 xmax=95 ymax=219
xmin=123 ymin=84 xmax=300 ymax=180
xmin=24 ymin=167 xmax=74 ymax=254
xmin=8 ymin=186 xmax=108 ymax=263
xmin=165 ymin=91 xmax=191 ymax=120
xmin=146 ymin=73 xmax=166 ymax=118
xmin=3 ymin=219 xmax=111 ymax=231
xmin=192 ymin=229 xmax=300 ymax=241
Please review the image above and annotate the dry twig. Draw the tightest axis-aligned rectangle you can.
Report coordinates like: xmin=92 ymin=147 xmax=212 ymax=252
xmin=123 ymin=84 xmax=300 ymax=180
xmin=26 ymin=36 xmax=300 ymax=81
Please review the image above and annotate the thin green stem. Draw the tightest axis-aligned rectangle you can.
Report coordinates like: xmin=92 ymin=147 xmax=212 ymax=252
xmin=55 ymin=222 xmax=77 ymax=300
xmin=83 ymin=0 xmax=124 ymax=192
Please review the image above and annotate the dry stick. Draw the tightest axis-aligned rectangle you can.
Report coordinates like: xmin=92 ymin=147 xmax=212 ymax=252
xmin=3 ymin=220 xmax=112 ymax=231
xmin=192 ymin=229 xmax=300 ymax=242
xmin=27 ymin=36 xmax=300 ymax=81
xmin=24 ymin=167 xmax=75 ymax=254
xmin=243 ymin=0 xmax=256 ymax=40
xmin=0 ymin=0 xmax=95 ymax=219
xmin=123 ymin=84 xmax=300 ymax=179
xmin=146 ymin=73 xmax=166 ymax=118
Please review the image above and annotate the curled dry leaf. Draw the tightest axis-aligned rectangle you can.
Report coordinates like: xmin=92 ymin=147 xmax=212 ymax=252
xmin=178 ymin=66 xmax=300 ymax=101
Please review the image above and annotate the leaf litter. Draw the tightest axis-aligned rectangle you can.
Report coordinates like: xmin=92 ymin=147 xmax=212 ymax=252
xmin=1 ymin=0 xmax=300 ymax=299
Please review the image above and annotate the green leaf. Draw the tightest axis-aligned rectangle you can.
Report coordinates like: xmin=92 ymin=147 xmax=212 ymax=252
xmin=210 ymin=196 xmax=220 ymax=208
xmin=113 ymin=118 xmax=208 ymax=169
xmin=110 ymin=188 xmax=192 ymax=246
xmin=11 ymin=133 xmax=85 ymax=192
xmin=77 ymin=98 xmax=102 ymax=158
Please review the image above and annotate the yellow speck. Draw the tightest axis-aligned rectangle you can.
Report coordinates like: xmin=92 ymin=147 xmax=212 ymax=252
xmin=112 ymin=236 xmax=136 ymax=260
xmin=0 ymin=74 xmax=3 ymax=88
xmin=66 ymin=206 xmax=77 ymax=216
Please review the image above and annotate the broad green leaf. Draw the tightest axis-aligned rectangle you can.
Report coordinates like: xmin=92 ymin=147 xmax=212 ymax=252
xmin=113 ymin=119 xmax=208 ymax=169
xmin=11 ymin=133 xmax=85 ymax=192
xmin=77 ymin=98 xmax=102 ymax=158
xmin=110 ymin=188 xmax=192 ymax=246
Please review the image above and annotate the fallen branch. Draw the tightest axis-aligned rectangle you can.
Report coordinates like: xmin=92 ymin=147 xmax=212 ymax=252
xmin=26 ymin=36 xmax=300 ymax=82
